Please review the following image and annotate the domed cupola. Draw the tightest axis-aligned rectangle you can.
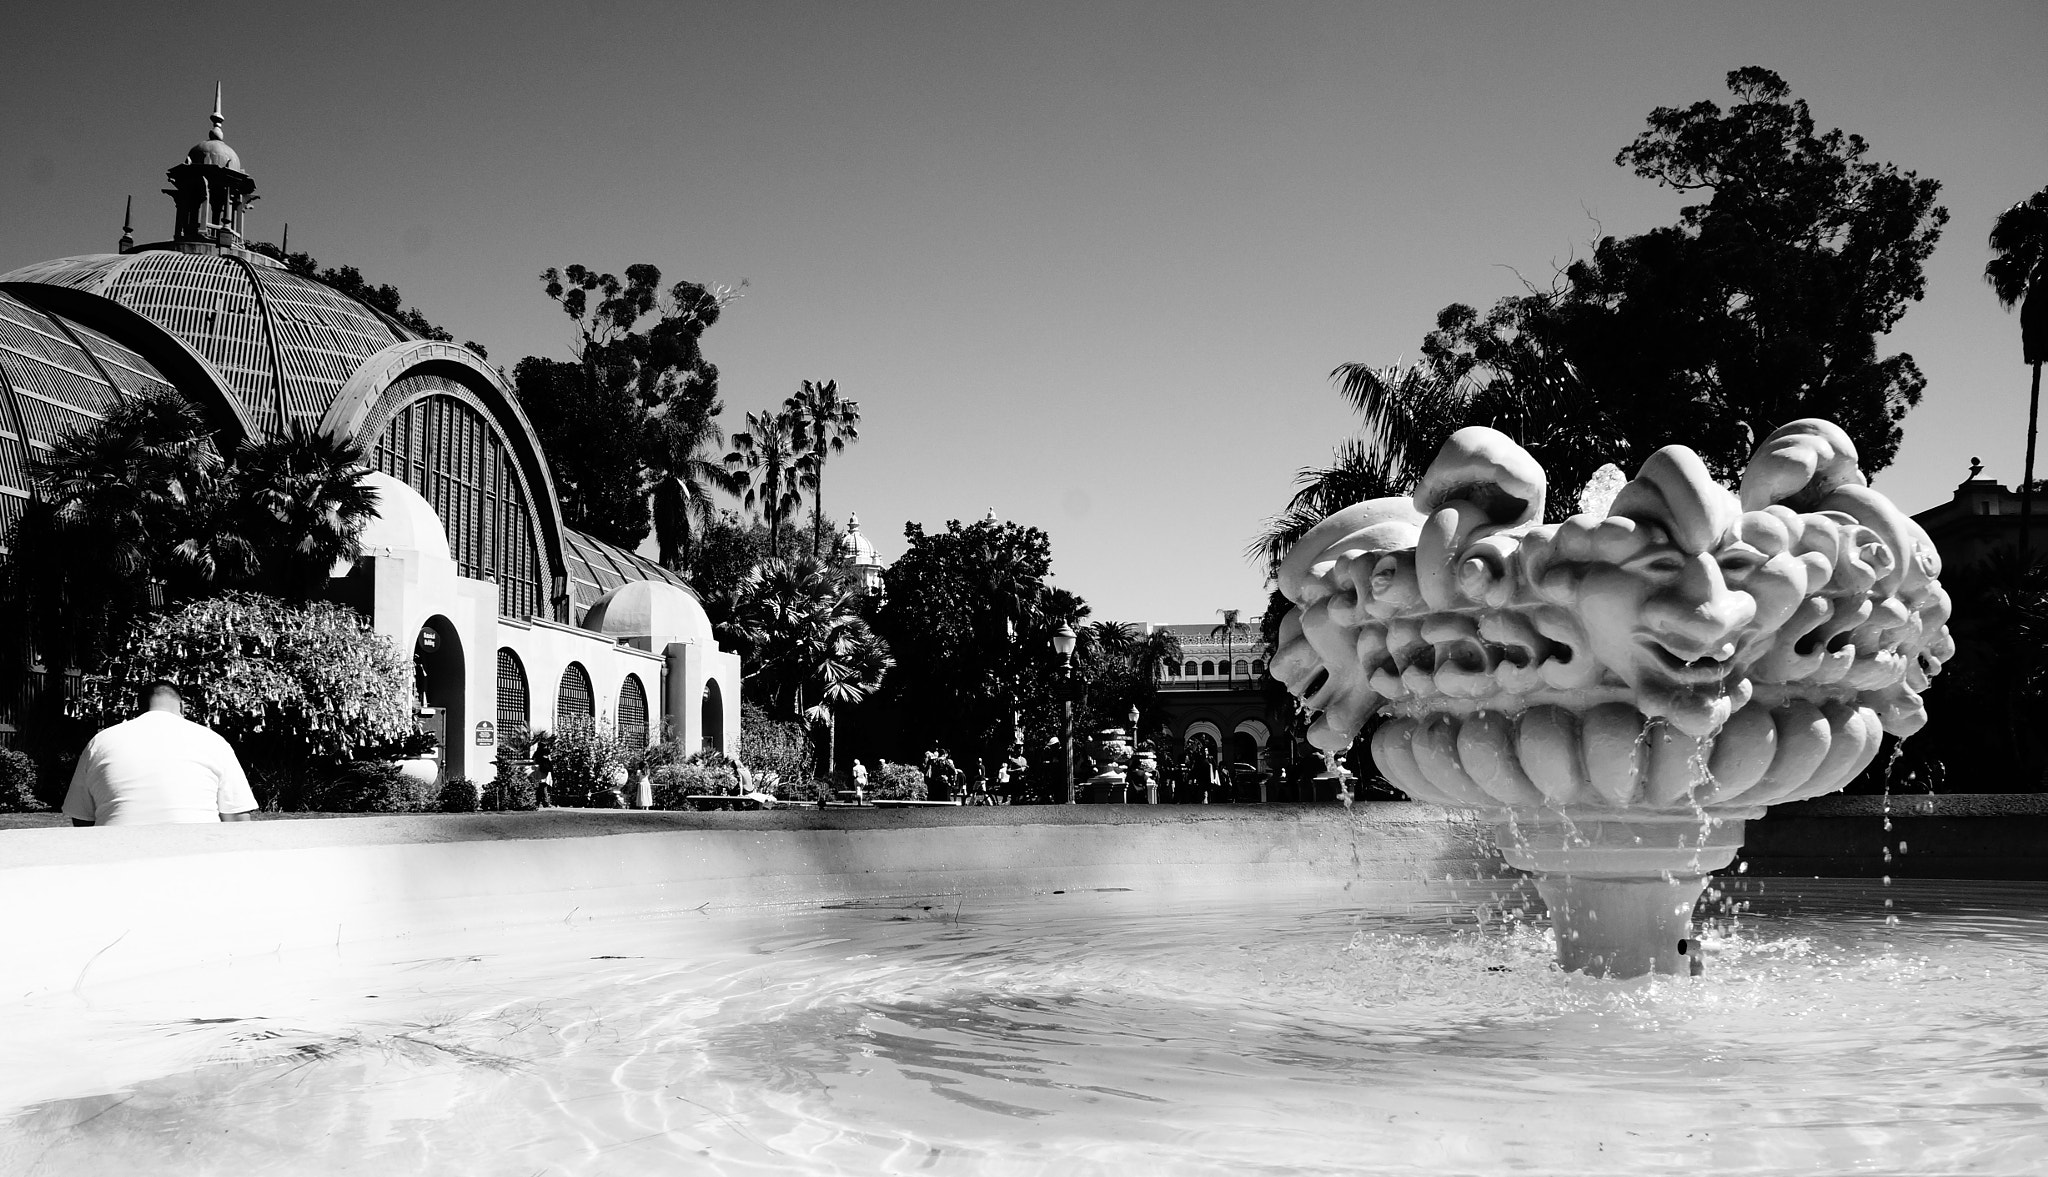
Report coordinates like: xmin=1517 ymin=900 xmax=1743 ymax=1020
xmin=838 ymin=512 xmax=884 ymax=596
xmin=165 ymin=84 xmax=257 ymax=248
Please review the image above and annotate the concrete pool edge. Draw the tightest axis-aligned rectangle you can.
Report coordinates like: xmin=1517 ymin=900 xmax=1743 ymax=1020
xmin=0 ymin=805 xmax=1505 ymax=1002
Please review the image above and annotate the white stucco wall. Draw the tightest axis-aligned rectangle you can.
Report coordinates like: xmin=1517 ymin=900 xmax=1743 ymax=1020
xmin=351 ymin=474 xmax=743 ymax=783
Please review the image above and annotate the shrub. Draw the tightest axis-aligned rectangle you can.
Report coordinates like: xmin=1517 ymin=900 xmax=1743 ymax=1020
xmin=870 ymin=761 xmax=927 ymax=802
xmin=650 ymin=763 xmax=739 ymax=809
xmin=0 ymin=747 xmax=43 ymax=812
xmin=484 ymin=760 xmax=538 ymax=811
xmin=437 ymin=777 xmax=480 ymax=813
xmin=543 ymin=719 xmax=627 ymax=808
xmin=300 ymin=759 xmax=439 ymax=813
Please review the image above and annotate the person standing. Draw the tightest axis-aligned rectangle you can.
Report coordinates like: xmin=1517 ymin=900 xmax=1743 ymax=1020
xmin=63 ymin=680 xmax=257 ymax=826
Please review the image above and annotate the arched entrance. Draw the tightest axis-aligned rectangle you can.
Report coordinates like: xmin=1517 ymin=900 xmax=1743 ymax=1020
xmin=414 ymin=616 xmax=464 ymax=782
xmin=1231 ymin=719 xmax=1269 ymax=769
xmin=701 ymin=679 xmax=725 ymax=754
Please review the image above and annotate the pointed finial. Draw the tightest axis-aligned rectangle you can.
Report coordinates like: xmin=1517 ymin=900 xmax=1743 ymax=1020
xmin=209 ymin=82 xmax=225 ymax=141
xmin=846 ymin=512 xmax=860 ymax=532
xmin=118 ymin=195 xmax=134 ymax=252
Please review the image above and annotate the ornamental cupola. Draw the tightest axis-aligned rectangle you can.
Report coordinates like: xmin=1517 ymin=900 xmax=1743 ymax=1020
xmin=158 ymin=84 xmax=259 ymax=250
xmin=838 ymin=512 xmax=883 ymax=596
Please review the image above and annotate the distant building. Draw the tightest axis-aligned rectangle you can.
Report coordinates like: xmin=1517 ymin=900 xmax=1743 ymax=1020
xmin=1148 ymin=622 xmax=1284 ymax=769
xmin=0 ymin=91 xmax=742 ymax=777
xmin=1911 ymin=458 xmax=2040 ymax=573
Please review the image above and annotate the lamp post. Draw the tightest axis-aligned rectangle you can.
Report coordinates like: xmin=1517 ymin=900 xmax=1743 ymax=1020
xmin=1052 ymin=621 xmax=1077 ymax=804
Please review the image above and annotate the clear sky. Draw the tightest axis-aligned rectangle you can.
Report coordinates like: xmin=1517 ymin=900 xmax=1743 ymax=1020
xmin=3 ymin=1 xmax=2043 ymax=626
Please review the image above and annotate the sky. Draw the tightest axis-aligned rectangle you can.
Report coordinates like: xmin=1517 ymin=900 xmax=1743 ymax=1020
xmin=3 ymin=1 xmax=2043 ymax=626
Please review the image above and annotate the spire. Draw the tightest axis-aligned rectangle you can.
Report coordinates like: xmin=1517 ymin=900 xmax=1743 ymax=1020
xmin=210 ymin=81 xmax=225 ymax=141
xmin=118 ymin=195 xmax=133 ymax=253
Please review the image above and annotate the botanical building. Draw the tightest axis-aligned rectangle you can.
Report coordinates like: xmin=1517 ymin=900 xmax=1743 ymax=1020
xmin=0 ymin=95 xmax=740 ymax=781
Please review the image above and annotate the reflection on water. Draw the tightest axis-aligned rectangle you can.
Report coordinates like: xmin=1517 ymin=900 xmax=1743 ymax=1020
xmin=4 ymin=879 xmax=2048 ymax=1175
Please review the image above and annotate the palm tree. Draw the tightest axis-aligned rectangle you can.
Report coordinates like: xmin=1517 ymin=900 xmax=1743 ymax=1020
xmin=648 ymin=406 xmax=744 ymax=571
xmin=14 ymin=390 xmax=225 ymax=668
xmin=733 ymin=555 xmax=892 ymax=779
xmin=1132 ymin=626 xmax=1183 ymax=686
xmin=1988 ymin=187 xmax=2048 ymax=545
xmin=787 ymin=379 xmax=861 ymax=559
xmin=726 ymin=407 xmax=808 ymax=559
xmin=1211 ymin=608 xmax=1251 ymax=680
xmin=228 ymin=420 xmax=380 ymax=602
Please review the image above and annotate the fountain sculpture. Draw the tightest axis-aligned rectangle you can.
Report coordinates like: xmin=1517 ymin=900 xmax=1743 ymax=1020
xmin=1270 ymin=419 xmax=1953 ymax=977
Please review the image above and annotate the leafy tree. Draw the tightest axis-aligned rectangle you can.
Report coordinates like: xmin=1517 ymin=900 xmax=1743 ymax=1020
xmin=510 ymin=356 xmax=649 ymax=546
xmin=1258 ymin=68 xmax=1947 ymax=574
xmin=726 ymin=407 xmax=808 ymax=560
xmin=72 ymin=592 xmax=415 ymax=807
xmin=514 ymin=263 xmax=739 ymax=552
xmin=874 ymin=516 xmax=1068 ymax=770
xmin=788 ymin=379 xmax=861 ymax=559
xmin=1987 ymin=187 xmax=2048 ymax=537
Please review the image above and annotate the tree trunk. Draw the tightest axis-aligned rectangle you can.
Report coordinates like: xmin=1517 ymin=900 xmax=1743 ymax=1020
xmin=2026 ymin=361 xmax=2043 ymax=554
xmin=813 ymin=467 xmax=825 ymax=560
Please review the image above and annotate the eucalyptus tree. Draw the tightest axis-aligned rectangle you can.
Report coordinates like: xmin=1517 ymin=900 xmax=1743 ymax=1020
xmin=1987 ymin=188 xmax=2048 ymax=538
xmin=515 ymin=262 xmax=739 ymax=551
xmin=788 ymin=379 xmax=861 ymax=559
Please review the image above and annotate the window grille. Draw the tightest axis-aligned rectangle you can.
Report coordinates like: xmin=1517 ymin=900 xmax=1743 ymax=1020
xmin=496 ymin=649 xmax=529 ymax=740
xmin=617 ymin=674 xmax=648 ymax=747
xmin=555 ymin=662 xmax=594 ymax=729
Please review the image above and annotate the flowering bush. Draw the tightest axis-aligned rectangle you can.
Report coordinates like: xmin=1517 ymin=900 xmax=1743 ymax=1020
xmin=73 ymin=592 xmax=414 ymax=806
xmin=541 ymin=719 xmax=627 ymax=808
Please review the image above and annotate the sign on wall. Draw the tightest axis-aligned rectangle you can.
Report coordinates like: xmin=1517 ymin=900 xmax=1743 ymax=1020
xmin=475 ymin=720 xmax=496 ymax=746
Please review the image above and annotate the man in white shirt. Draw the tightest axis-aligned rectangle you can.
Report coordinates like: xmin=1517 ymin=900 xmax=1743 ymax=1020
xmin=63 ymin=680 xmax=258 ymax=826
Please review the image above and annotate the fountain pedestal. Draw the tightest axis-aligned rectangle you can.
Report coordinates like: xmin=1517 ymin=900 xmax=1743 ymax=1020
xmin=1495 ymin=813 xmax=1756 ymax=977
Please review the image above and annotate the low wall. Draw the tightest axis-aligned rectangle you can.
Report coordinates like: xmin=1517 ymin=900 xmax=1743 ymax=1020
xmin=0 ymin=805 xmax=1502 ymax=1002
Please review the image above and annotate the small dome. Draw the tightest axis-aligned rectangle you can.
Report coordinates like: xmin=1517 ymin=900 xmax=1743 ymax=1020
xmin=838 ymin=512 xmax=880 ymax=567
xmin=356 ymin=471 xmax=453 ymax=567
xmin=583 ymin=580 xmax=715 ymax=651
xmin=186 ymin=135 xmax=242 ymax=171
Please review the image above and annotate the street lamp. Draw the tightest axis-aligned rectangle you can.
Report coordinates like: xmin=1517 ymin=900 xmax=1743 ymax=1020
xmin=1052 ymin=621 xmax=1078 ymax=804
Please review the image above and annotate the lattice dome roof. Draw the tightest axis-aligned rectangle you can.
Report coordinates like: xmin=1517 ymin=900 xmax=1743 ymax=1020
xmin=0 ymin=250 xmax=413 ymax=438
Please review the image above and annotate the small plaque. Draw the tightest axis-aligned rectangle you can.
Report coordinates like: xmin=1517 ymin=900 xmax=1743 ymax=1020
xmin=475 ymin=721 xmax=496 ymax=746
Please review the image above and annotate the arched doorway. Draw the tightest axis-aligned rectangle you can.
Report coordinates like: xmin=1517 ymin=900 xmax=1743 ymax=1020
xmin=1231 ymin=719 xmax=1269 ymax=770
xmin=701 ymin=679 xmax=725 ymax=754
xmin=414 ymin=616 xmax=464 ymax=781
xmin=556 ymin=662 xmax=594 ymax=731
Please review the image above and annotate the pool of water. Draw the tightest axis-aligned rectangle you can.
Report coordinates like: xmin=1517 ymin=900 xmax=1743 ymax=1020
xmin=4 ymin=877 xmax=2046 ymax=1175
